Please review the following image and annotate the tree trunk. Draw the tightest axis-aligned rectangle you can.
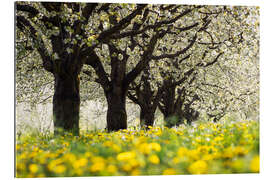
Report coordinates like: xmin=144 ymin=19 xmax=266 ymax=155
xmin=106 ymin=90 xmax=127 ymax=131
xmin=53 ymin=73 xmax=80 ymax=135
xmin=140 ymin=107 xmax=155 ymax=128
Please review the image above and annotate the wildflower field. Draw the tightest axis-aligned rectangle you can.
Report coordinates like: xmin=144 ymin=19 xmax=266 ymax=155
xmin=16 ymin=119 xmax=259 ymax=177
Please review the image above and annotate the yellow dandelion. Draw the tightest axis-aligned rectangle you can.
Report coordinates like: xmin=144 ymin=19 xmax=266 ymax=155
xmin=138 ymin=143 xmax=151 ymax=155
xmin=188 ymin=160 xmax=208 ymax=174
xmin=202 ymin=154 xmax=213 ymax=161
xmin=122 ymin=164 xmax=132 ymax=172
xmin=163 ymin=168 xmax=176 ymax=175
xmin=91 ymin=156 xmax=105 ymax=163
xmin=33 ymin=147 xmax=39 ymax=152
xmin=234 ymin=146 xmax=248 ymax=156
xmin=112 ymin=144 xmax=121 ymax=152
xmin=214 ymin=136 xmax=224 ymax=142
xmin=63 ymin=142 xmax=69 ymax=147
xmin=250 ymin=155 xmax=260 ymax=173
xmin=74 ymin=168 xmax=83 ymax=176
xmin=16 ymin=162 xmax=26 ymax=171
xmin=73 ymin=158 xmax=88 ymax=169
xmin=107 ymin=164 xmax=117 ymax=174
xmin=90 ymin=162 xmax=105 ymax=172
xmin=148 ymin=154 xmax=160 ymax=164
xmin=29 ymin=164 xmax=38 ymax=174
xmin=103 ymin=141 xmax=114 ymax=147
xmin=222 ymin=147 xmax=234 ymax=158
xmin=177 ymin=147 xmax=188 ymax=157
xmin=172 ymin=157 xmax=180 ymax=164
xmin=187 ymin=149 xmax=200 ymax=160
xmin=29 ymin=151 xmax=38 ymax=158
xmin=18 ymin=152 xmax=27 ymax=160
xmin=117 ymin=151 xmax=136 ymax=161
xmin=62 ymin=153 xmax=76 ymax=162
xmin=131 ymin=168 xmax=140 ymax=175
xmin=54 ymin=165 xmax=66 ymax=174
xmin=149 ymin=142 xmax=161 ymax=152
xmin=199 ymin=125 xmax=205 ymax=130
xmin=128 ymin=158 xmax=140 ymax=168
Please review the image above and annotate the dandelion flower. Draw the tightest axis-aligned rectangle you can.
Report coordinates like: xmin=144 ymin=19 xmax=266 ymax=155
xmin=148 ymin=154 xmax=160 ymax=164
xmin=250 ymin=155 xmax=259 ymax=173
xmin=90 ymin=162 xmax=105 ymax=172
xmin=188 ymin=160 xmax=208 ymax=174
xmin=29 ymin=164 xmax=38 ymax=174
xmin=107 ymin=164 xmax=117 ymax=174
xmin=149 ymin=142 xmax=161 ymax=152
xmin=117 ymin=151 xmax=136 ymax=161
xmin=54 ymin=165 xmax=66 ymax=174
xmin=163 ymin=168 xmax=176 ymax=175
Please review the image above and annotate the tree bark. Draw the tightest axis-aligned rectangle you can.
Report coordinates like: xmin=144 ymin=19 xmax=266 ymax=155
xmin=140 ymin=107 xmax=155 ymax=128
xmin=106 ymin=89 xmax=127 ymax=131
xmin=53 ymin=72 xmax=80 ymax=135
xmin=159 ymin=81 xmax=186 ymax=128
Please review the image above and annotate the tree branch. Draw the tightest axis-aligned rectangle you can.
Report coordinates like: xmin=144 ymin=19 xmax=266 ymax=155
xmin=152 ymin=34 xmax=197 ymax=60
xmin=97 ymin=4 xmax=147 ymax=42
xmin=41 ymin=2 xmax=62 ymax=12
xmin=175 ymin=22 xmax=199 ymax=32
xmin=16 ymin=4 xmax=39 ymax=17
xmin=152 ymin=85 xmax=166 ymax=110
xmin=111 ymin=7 xmax=195 ymax=39
xmin=16 ymin=15 xmax=54 ymax=73
xmin=124 ymin=30 xmax=167 ymax=87
xmin=198 ymin=52 xmax=224 ymax=67
xmin=82 ymin=3 xmax=98 ymax=23
xmin=173 ymin=68 xmax=196 ymax=86
xmin=127 ymin=91 xmax=140 ymax=105
xmin=84 ymin=49 xmax=110 ymax=92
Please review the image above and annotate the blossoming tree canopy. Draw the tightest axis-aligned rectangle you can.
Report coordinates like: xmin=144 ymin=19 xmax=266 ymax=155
xmin=16 ymin=2 xmax=259 ymax=132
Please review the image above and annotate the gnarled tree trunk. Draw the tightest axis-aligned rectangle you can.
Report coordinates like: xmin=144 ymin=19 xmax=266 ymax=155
xmin=106 ymin=88 xmax=127 ymax=131
xmin=140 ymin=107 xmax=155 ymax=128
xmin=53 ymin=72 xmax=80 ymax=135
xmin=159 ymin=80 xmax=186 ymax=128
xmin=159 ymin=82 xmax=200 ymax=127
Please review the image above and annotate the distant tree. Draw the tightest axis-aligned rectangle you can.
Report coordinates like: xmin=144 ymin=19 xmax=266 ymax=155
xmin=126 ymin=5 xmax=220 ymax=127
xmin=127 ymin=64 xmax=164 ymax=128
xmin=127 ymin=5 xmax=259 ymax=127
xmin=158 ymin=53 xmax=224 ymax=127
xmin=193 ymin=6 xmax=260 ymax=122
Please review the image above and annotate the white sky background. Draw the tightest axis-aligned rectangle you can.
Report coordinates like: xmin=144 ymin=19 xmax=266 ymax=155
xmin=0 ymin=0 xmax=269 ymax=179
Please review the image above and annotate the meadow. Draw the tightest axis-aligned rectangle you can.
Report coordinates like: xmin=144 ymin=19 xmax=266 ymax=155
xmin=16 ymin=118 xmax=259 ymax=177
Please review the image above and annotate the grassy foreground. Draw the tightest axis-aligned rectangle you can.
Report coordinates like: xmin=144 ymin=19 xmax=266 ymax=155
xmin=16 ymin=119 xmax=259 ymax=177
